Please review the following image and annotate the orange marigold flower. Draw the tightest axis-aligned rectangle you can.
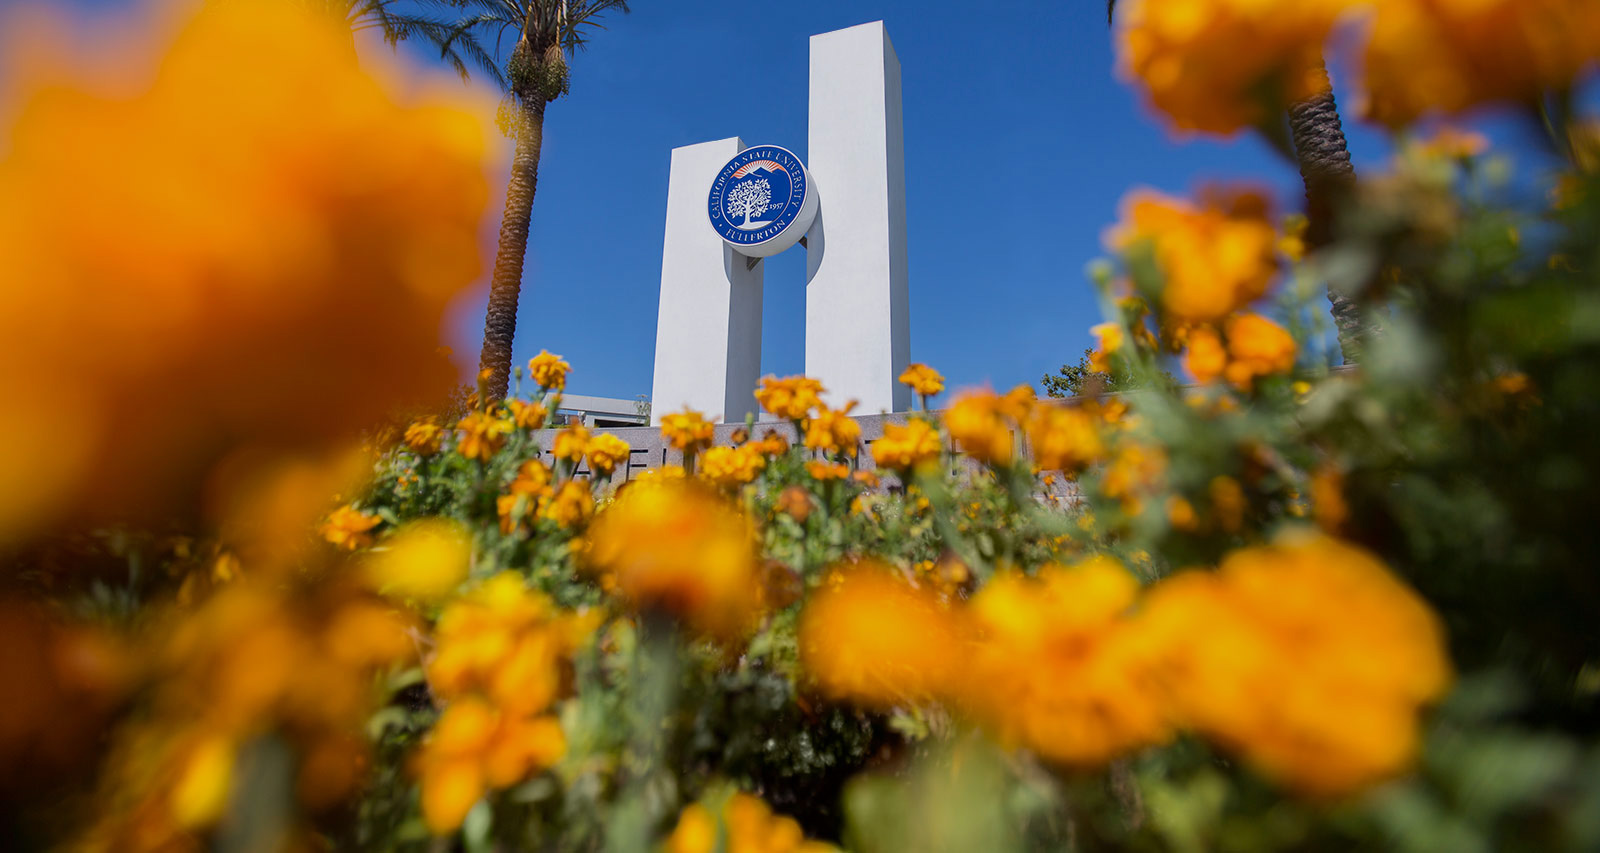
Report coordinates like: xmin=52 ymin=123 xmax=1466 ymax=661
xmin=1222 ymin=313 xmax=1296 ymax=389
xmin=1361 ymin=0 xmax=1600 ymax=127
xmin=551 ymin=425 xmax=590 ymax=463
xmin=1025 ymin=403 xmax=1106 ymax=473
xmin=755 ymin=375 xmax=826 ymax=421
xmin=665 ymin=792 xmax=837 ymax=853
xmin=805 ymin=460 xmax=851 ymax=481
xmin=870 ymin=419 xmax=942 ymax=473
xmin=0 ymin=0 xmax=487 ymax=544
xmin=799 ymin=563 xmax=967 ymax=708
xmin=660 ymin=410 xmax=716 ymax=454
xmin=1107 ymin=188 xmax=1279 ymax=323
xmin=1117 ymin=0 xmax=1355 ymax=136
xmin=506 ymin=399 xmax=548 ymax=430
xmin=540 ymin=480 xmax=593 ymax=528
xmin=527 ymin=350 xmax=571 ymax=391
xmin=455 ymin=412 xmax=511 ymax=463
xmin=1183 ymin=326 xmax=1228 ymax=385
xmin=897 ymin=363 xmax=945 ymax=397
xmin=321 ymin=505 xmax=382 ymax=550
xmin=962 ymin=557 xmax=1171 ymax=767
xmin=417 ymin=697 xmax=566 ymax=834
xmin=364 ymin=519 xmax=469 ymax=600
xmin=1139 ymin=532 xmax=1452 ymax=797
xmin=404 ymin=421 xmax=444 ymax=456
xmin=1088 ymin=323 xmax=1125 ymax=375
xmin=584 ymin=480 xmax=761 ymax=641
xmin=701 ymin=444 xmax=767 ymax=487
xmin=585 ymin=433 xmax=630 ymax=476
xmin=757 ymin=428 xmax=791 ymax=456
xmin=945 ymin=391 xmax=1018 ymax=466
xmin=804 ymin=401 xmax=862 ymax=457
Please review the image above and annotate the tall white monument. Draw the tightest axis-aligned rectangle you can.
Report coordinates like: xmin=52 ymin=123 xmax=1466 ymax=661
xmin=649 ymin=21 xmax=910 ymax=424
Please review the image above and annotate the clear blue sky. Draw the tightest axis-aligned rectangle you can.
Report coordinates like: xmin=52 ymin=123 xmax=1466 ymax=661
xmin=33 ymin=0 xmax=1587 ymax=403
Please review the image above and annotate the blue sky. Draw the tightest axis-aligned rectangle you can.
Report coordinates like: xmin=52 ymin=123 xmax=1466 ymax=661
xmin=32 ymin=0 xmax=1589 ymax=403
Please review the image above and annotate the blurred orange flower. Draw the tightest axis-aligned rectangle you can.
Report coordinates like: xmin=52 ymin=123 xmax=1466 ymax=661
xmin=1140 ymin=532 xmax=1452 ymax=796
xmin=1362 ymin=0 xmax=1600 ymax=126
xmin=1117 ymin=0 xmax=1355 ymax=135
xmin=584 ymin=479 xmax=761 ymax=640
xmin=0 ymin=0 xmax=488 ymax=545
xmin=1107 ymin=188 xmax=1279 ymax=323
xmin=798 ymin=563 xmax=967 ymax=708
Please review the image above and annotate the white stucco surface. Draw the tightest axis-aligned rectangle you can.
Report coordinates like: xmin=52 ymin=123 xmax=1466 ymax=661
xmin=806 ymin=22 xmax=912 ymax=414
xmin=649 ymin=138 xmax=765 ymax=424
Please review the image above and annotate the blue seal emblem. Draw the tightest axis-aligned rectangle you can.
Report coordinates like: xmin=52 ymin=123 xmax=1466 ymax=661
xmin=707 ymin=145 xmax=818 ymax=258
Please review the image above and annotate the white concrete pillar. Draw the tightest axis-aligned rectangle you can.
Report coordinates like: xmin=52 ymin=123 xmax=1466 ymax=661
xmin=806 ymin=22 xmax=912 ymax=414
xmin=649 ymin=138 xmax=764 ymax=424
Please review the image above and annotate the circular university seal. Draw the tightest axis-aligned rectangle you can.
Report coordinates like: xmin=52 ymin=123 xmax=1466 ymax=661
xmin=706 ymin=145 xmax=819 ymax=258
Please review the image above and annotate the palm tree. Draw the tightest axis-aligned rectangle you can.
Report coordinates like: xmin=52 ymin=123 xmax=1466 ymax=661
xmin=294 ymin=0 xmax=485 ymax=69
xmin=1108 ymin=2 xmax=1368 ymax=363
xmin=432 ymin=0 xmax=632 ymax=402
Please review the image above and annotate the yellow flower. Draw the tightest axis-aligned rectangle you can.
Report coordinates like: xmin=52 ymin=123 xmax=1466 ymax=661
xmin=1140 ymin=532 xmax=1452 ymax=796
xmin=509 ymin=459 xmax=553 ymax=498
xmin=456 ymin=412 xmax=511 ymax=463
xmin=962 ymin=558 xmax=1171 ymax=767
xmin=1107 ymin=188 xmax=1279 ymax=323
xmin=364 ymin=519 xmax=469 ymax=600
xmin=1279 ymin=213 xmax=1309 ymax=263
xmin=756 ymin=428 xmax=791 ymax=456
xmin=1025 ymin=403 xmax=1106 ymax=472
xmin=1222 ymin=313 xmax=1297 ymax=389
xmin=945 ymin=391 xmax=1018 ymax=466
xmin=507 ymin=399 xmax=548 ymax=430
xmin=527 ymin=350 xmax=571 ymax=391
xmin=1102 ymin=442 xmax=1166 ymax=517
xmin=551 ymin=425 xmax=590 ymax=463
xmin=1117 ymin=0 xmax=1355 ymax=135
xmin=170 ymin=735 xmax=236 ymax=828
xmin=584 ymin=433 xmax=630 ymax=476
xmin=583 ymin=480 xmax=761 ymax=640
xmin=1167 ymin=496 xmax=1199 ymax=531
xmin=1412 ymin=125 xmax=1490 ymax=160
xmin=870 ymin=419 xmax=943 ymax=473
xmin=404 ymin=421 xmax=444 ymax=456
xmin=1088 ymin=323 xmax=1125 ymax=375
xmin=1310 ymin=465 xmax=1348 ymax=533
xmin=804 ymin=401 xmax=862 ymax=457
xmin=1183 ymin=326 xmax=1228 ymax=385
xmin=427 ymin=573 xmax=592 ymax=713
xmin=701 ymin=444 xmax=767 ymax=487
xmin=755 ymin=375 xmax=826 ymax=421
xmin=1361 ymin=0 xmax=1600 ymax=127
xmin=417 ymin=697 xmax=567 ymax=834
xmin=321 ymin=505 xmax=382 ymax=551
xmin=1209 ymin=475 xmax=1246 ymax=533
xmin=0 ymin=0 xmax=488 ymax=546
xmin=540 ymin=480 xmax=593 ymax=528
xmin=805 ymin=460 xmax=851 ymax=481
xmin=799 ymin=563 xmax=967 ymax=708
xmin=897 ymin=363 xmax=945 ymax=397
xmin=660 ymin=409 xmax=716 ymax=454
xmin=666 ymin=792 xmax=838 ymax=853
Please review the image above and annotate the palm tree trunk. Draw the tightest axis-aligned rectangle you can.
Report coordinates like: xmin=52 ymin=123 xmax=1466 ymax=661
xmin=1286 ymin=62 xmax=1367 ymax=363
xmin=478 ymin=98 xmax=547 ymax=403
